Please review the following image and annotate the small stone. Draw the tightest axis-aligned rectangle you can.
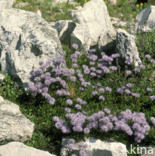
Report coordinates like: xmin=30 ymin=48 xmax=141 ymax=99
xmin=0 ymin=96 xmax=34 ymax=143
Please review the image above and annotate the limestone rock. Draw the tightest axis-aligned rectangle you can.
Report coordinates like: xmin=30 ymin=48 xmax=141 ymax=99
xmin=0 ymin=96 xmax=34 ymax=143
xmin=0 ymin=0 xmax=15 ymax=10
xmin=0 ymin=9 xmax=64 ymax=86
xmin=61 ymin=137 xmax=127 ymax=156
xmin=135 ymin=6 xmax=155 ymax=32
xmin=70 ymin=0 xmax=116 ymax=50
xmin=116 ymin=29 xmax=141 ymax=66
xmin=0 ymin=142 xmax=56 ymax=156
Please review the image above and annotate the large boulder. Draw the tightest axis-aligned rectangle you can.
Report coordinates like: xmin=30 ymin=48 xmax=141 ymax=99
xmin=0 ymin=96 xmax=34 ymax=143
xmin=61 ymin=138 xmax=127 ymax=156
xmin=0 ymin=9 xmax=64 ymax=86
xmin=116 ymin=29 xmax=141 ymax=66
xmin=135 ymin=6 xmax=155 ymax=32
xmin=70 ymin=0 xmax=116 ymax=50
xmin=0 ymin=0 xmax=15 ymax=10
xmin=0 ymin=142 xmax=56 ymax=156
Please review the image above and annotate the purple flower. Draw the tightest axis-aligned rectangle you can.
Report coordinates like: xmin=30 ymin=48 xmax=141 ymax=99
xmin=89 ymin=61 xmax=95 ymax=65
xmin=65 ymin=107 xmax=71 ymax=113
xmin=150 ymin=117 xmax=155 ymax=126
xmin=66 ymin=99 xmax=73 ymax=105
xmin=109 ymin=66 xmax=117 ymax=71
xmin=117 ymin=88 xmax=124 ymax=94
xmin=42 ymin=87 xmax=48 ymax=93
xmin=140 ymin=64 xmax=146 ymax=70
xmin=84 ymin=68 xmax=90 ymax=74
xmin=28 ymin=82 xmax=37 ymax=92
xmin=134 ymin=67 xmax=140 ymax=73
xmin=104 ymin=108 xmax=111 ymax=114
xmin=72 ymin=43 xmax=78 ymax=49
xmin=145 ymin=54 xmax=151 ymax=59
xmin=126 ymin=83 xmax=133 ymax=88
xmin=99 ymin=96 xmax=105 ymax=101
xmin=90 ymin=67 xmax=96 ymax=72
xmin=69 ymin=76 xmax=77 ymax=82
xmin=39 ymin=61 xmax=44 ymax=65
xmin=99 ymin=88 xmax=105 ymax=93
xmin=131 ymin=93 xmax=140 ymax=98
xmin=73 ymin=63 xmax=78 ymax=68
xmin=92 ymin=90 xmax=98 ymax=96
xmin=45 ymin=79 xmax=52 ymax=86
xmin=75 ymin=104 xmax=82 ymax=110
xmin=101 ymin=66 xmax=110 ymax=73
xmin=84 ymin=128 xmax=90 ymax=134
xmin=149 ymin=96 xmax=155 ymax=100
xmin=53 ymin=116 xmax=59 ymax=122
xmin=146 ymin=88 xmax=152 ymax=92
xmin=151 ymin=59 xmax=155 ymax=64
xmin=49 ymin=97 xmax=55 ymax=105
xmin=111 ymin=53 xmax=120 ymax=58
xmin=105 ymin=87 xmax=112 ymax=92
xmin=124 ymin=89 xmax=131 ymax=94
xmin=90 ymin=72 xmax=96 ymax=77
xmin=125 ymin=70 xmax=132 ymax=76
xmin=79 ymin=87 xmax=84 ymax=91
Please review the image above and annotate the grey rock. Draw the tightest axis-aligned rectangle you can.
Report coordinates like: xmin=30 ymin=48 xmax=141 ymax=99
xmin=0 ymin=96 xmax=34 ymax=143
xmin=70 ymin=0 xmax=116 ymax=50
xmin=116 ymin=29 xmax=141 ymax=66
xmin=0 ymin=142 xmax=56 ymax=156
xmin=0 ymin=9 xmax=64 ymax=86
xmin=61 ymin=137 xmax=127 ymax=156
xmin=135 ymin=6 xmax=155 ymax=32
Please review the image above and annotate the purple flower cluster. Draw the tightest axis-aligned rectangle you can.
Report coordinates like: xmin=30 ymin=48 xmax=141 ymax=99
xmin=53 ymin=109 xmax=150 ymax=142
xmin=28 ymin=43 xmax=154 ymax=144
xmin=116 ymin=83 xmax=141 ymax=97
xmin=28 ymin=59 xmax=77 ymax=105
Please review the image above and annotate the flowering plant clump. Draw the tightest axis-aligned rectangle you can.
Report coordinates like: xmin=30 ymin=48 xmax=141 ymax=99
xmin=28 ymin=43 xmax=155 ymax=143
xmin=53 ymin=109 xmax=150 ymax=143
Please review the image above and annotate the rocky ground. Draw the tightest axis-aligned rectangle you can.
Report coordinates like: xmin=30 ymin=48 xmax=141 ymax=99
xmin=0 ymin=0 xmax=154 ymax=156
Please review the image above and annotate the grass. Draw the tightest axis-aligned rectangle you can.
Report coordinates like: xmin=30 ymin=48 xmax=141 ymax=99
xmin=0 ymin=0 xmax=155 ymax=156
xmin=13 ymin=0 xmax=75 ymax=22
